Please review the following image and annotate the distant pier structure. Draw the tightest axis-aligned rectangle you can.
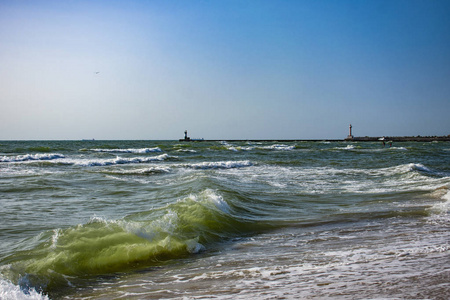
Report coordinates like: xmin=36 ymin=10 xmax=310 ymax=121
xmin=346 ymin=124 xmax=354 ymax=140
xmin=179 ymin=130 xmax=204 ymax=142
xmin=178 ymin=127 xmax=450 ymax=142
xmin=182 ymin=130 xmax=190 ymax=141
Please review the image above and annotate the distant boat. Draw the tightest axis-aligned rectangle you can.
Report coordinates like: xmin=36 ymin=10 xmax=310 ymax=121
xmin=82 ymin=139 xmax=95 ymax=141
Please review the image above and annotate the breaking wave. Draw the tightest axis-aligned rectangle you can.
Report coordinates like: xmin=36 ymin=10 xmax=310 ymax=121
xmin=183 ymin=160 xmax=253 ymax=170
xmin=86 ymin=147 xmax=162 ymax=153
xmin=259 ymin=144 xmax=295 ymax=151
xmin=0 ymin=154 xmax=65 ymax=163
xmin=220 ymin=142 xmax=295 ymax=152
xmin=101 ymin=166 xmax=172 ymax=175
xmin=69 ymin=154 xmax=171 ymax=166
xmin=0 ymin=190 xmax=257 ymax=295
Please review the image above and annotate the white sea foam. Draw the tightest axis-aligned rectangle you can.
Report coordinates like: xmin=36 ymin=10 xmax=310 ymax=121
xmin=221 ymin=162 xmax=449 ymax=196
xmin=0 ymin=166 xmax=61 ymax=177
xmin=171 ymin=215 xmax=449 ymax=299
xmin=427 ymin=188 xmax=450 ymax=219
xmin=175 ymin=149 xmax=197 ymax=153
xmin=259 ymin=144 xmax=295 ymax=151
xmin=87 ymin=147 xmax=162 ymax=153
xmin=390 ymin=146 xmax=408 ymax=150
xmin=67 ymin=154 xmax=170 ymax=167
xmin=86 ymin=215 xmax=113 ymax=225
xmin=105 ymin=166 xmax=172 ymax=175
xmin=444 ymin=189 xmax=450 ymax=202
xmin=231 ymin=144 xmax=295 ymax=151
xmin=226 ymin=146 xmax=239 ymax=152
xmin=0 ymin=278 xmax=49 ymax=300
xmin=407 ymin=163 xmax=432 ymax=173
xmin=0 ymin=153 xmax=65 ymax=162
xmin=185 ymin=160 xmax=253 ymax=170
xmin=221 ymin=143 xmax=295 ymax=151
xmin=327 ymin=144 xmax=356 ymax=150
xmin=405 ymin=163 xmax=450 ymax=177
xmin=227 ymin=146 xmax=255 ymax=151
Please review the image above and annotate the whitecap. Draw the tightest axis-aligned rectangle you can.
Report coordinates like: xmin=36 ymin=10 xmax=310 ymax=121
xmin=408 ymin=163 xmax=432 ymax=173
xmin=87 ymin=147 xmax=162 ymax=153
xmin=68 ymin=154 xmax=171 ymax=167
xmin=225 ymin=146 xmax=255 ymax=151
xmin=185 ymin=160 xmax=253 ymax=170
xmin=104 ymin=166 xmax=171 ymax=175
xmin=203 ymin=189 xmax=232 ymax=214
xmin=259 ymin=144 xmax=295 ymax=151
xmin=186 ymin=189 xmax=232 ymax=214
xmin=0 ymin=153 xmax=65 ymax=162
xmin=329 ymin=144 xmax=355 ymax=150
xmin=390 ymin=146 xmax=408 ymax=151
xmin=406 ymin=163 xmax=450 ymax=177
xmin=176 ymin=149 xmax=197 ymax=153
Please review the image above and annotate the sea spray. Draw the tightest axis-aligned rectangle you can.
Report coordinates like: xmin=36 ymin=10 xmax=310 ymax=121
xmin=0 ymin=278 xmax=49 ymax=300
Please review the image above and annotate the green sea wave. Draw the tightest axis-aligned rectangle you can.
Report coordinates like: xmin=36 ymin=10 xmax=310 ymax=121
xmin=0 ymin=190 xmax=260 ymax=293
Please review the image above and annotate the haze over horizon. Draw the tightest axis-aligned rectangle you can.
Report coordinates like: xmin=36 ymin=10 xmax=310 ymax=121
xmin=1 ymin=0 xmax=449 ymax=140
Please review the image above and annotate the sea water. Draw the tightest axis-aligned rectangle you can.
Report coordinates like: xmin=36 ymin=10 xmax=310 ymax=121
xmin=0 ymin=140 xmax=449 ymax=299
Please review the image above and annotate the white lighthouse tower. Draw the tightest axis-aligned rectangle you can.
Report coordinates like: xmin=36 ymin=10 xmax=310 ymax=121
xmin=347 ymin=124 xmax=353 ymax=140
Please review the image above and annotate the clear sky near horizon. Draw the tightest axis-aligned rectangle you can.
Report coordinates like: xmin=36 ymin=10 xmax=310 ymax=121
xmin=1 ymin=0 xmax=449 ymax=140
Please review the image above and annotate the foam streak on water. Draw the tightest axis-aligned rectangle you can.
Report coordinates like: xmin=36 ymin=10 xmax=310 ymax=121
xmin=0 ymin=140 xmax=449 ymax=299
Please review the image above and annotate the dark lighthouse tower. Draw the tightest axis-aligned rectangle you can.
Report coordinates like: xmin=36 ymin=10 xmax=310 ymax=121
xmin=180 ymin=130 xmax=191 ymax=141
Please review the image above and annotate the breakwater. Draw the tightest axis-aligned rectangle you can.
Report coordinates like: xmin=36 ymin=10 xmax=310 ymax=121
xmin=348 ymin=135 xmax=450 ymax=142
xmin=179 ymin=136 xmax=450 ymax=142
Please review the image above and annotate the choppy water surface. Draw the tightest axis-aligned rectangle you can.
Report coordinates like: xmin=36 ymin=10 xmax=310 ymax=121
xmin=0 ymin=140 xmax=449 ymax=299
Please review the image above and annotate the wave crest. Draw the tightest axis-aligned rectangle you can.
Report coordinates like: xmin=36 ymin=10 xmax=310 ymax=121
xmin=223 ymin=144 xmax=295 ymax=151
xmin=0 ymin=190 xmax=243 ymax=294
xmin=70 ymin=154 xmax=171 ymax=167
xmin=87 ymin=147 xmax=162 ymax=153
xmin=0 ymin=153 xmax=65 ymax=162
xmin=185 ymin=160 xmax=253 ymax=170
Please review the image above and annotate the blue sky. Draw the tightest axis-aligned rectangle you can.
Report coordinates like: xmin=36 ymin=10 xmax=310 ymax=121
xmin=1 ymin=0 xmax=449 ymax=140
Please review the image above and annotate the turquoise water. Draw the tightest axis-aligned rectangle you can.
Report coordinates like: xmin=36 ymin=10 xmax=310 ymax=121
xmin=0 ymin=140 xmax=449 ymax=299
